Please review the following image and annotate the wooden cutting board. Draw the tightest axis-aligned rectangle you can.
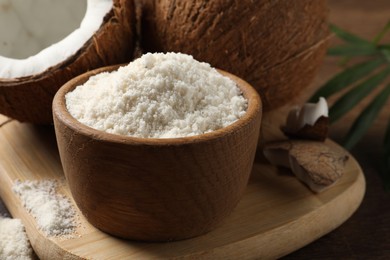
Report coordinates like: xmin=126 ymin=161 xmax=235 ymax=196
xmin=0 ymin=114 xmax=365 ymax=259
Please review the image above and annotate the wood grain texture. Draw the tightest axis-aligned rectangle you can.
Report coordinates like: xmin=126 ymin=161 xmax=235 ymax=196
xmin=0 ymin=109 xmax=365 ymax=259
xmin=52 ymin=66 xmax=262 ymax=241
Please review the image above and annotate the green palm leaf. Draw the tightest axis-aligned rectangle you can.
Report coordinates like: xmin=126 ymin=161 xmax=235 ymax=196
xmin=343 ymin=83 xmax=390 ymax=150
xmin=373 ymin=20 xmax=390 ymax=45
xmin=310 ymin=58 xmax=384 ymax=102
xmin=328 ymin=45 xmax=379 ymax=56
xmin=329 ymin=67 xmax=390 ymax=123
xmin=308 ymin=21 xmax=390 ymax=189
xmin=382 ymin=48 xmax=390 ymax=62
xmin=330 ymin=24 xmax=374 ymax=46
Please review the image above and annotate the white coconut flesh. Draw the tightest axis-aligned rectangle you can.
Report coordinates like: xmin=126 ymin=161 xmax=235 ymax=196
xmin=0 ymin=0 xmax=113 ymax=78
xmin=285 ymin=97 xmax=328 ymax=133
xmin=0 ymin=0 xmax=86 ymax=59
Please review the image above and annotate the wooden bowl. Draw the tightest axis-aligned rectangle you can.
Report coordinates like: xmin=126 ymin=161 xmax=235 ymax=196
xmin=52 ymin=65 xmax=262 ymax=241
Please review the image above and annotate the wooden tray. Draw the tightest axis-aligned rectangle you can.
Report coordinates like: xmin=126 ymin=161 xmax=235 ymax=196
xmin=0 ymin=115 xmax=365 ymax=259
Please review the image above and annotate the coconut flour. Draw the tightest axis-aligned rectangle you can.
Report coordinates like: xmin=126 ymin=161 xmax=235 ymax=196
xmin=0 ymin=216 xmax=33 ymax=260
xmin=66 ymin=52 xmax=247 ymax=138
xmin=12 ymin=180 xmax=77 ymax=237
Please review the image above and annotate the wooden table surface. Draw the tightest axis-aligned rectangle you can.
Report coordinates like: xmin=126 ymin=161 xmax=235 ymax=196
xmin=1 ymin=0 xmax=389 ymax=258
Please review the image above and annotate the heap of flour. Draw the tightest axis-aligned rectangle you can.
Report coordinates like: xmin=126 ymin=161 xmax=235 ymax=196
xmin=13 ymin=180 xmax=77 ymax=237
xmin=66 ymin=52 xmax=247 ymax=138
xmin=0 ymin=216 xmax=33 ymax=260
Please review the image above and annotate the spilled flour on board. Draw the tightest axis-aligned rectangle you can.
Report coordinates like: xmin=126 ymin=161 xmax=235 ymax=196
xmin=0 ymin=216 xmax=33 ymax=260
xmin=13 ymin=179 xmax=77 ymax=237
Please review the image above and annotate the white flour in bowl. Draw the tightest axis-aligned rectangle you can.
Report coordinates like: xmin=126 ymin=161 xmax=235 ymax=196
xmin=65 ymin=52 xmax=247 ymax=138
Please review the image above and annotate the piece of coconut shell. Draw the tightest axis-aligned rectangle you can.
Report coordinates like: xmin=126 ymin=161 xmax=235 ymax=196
xmin=263 ymin=140 xmax=349 ymax=192
xmin=140 ymin=0 xmax=330 ymax=111
xmin=0 ymin=0 xmax=136 ymax=124
xmin=282 ymin=116 xmax=329 ymax=141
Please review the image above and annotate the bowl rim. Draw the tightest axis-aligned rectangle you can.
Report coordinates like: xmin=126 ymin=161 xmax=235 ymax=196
xmin=52 ymin=64 xmax=262 ymax=146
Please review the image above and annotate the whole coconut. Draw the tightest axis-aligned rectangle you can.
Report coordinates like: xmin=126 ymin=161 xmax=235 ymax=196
xmin=141 ymin=0 xmax=330 ymax=111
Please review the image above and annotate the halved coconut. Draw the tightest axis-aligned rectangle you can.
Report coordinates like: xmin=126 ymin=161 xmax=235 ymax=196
xmin=140 ymin=0 xmax=330 ymax=111
xmin=0 ymin=0 xmax=135 ymax=124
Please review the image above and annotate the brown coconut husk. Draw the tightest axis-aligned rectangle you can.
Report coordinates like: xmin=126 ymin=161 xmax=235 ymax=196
xmin=0 ymin=0 xmax=136 ymax=124
xmin=264 ymin=140 xmax=349 ymax=192
xmin=282 ymin=115 xmax=329 ymax=142
xmin=140 ymin=0 xmax=330 ymax=111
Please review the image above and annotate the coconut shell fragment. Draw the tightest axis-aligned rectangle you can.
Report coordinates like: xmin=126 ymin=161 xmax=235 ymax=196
xmin=263 ymin=140 xmax=349 ymax=192
xmin=141 ymin=0 xmax=330 ymax=111
xmin=0 ymin=0 xmax=136 ymax=124
xmin=282 ymin=97 xmax=329 ymax=141
xmin=283 ymin=116 xmax=329 ymax=141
